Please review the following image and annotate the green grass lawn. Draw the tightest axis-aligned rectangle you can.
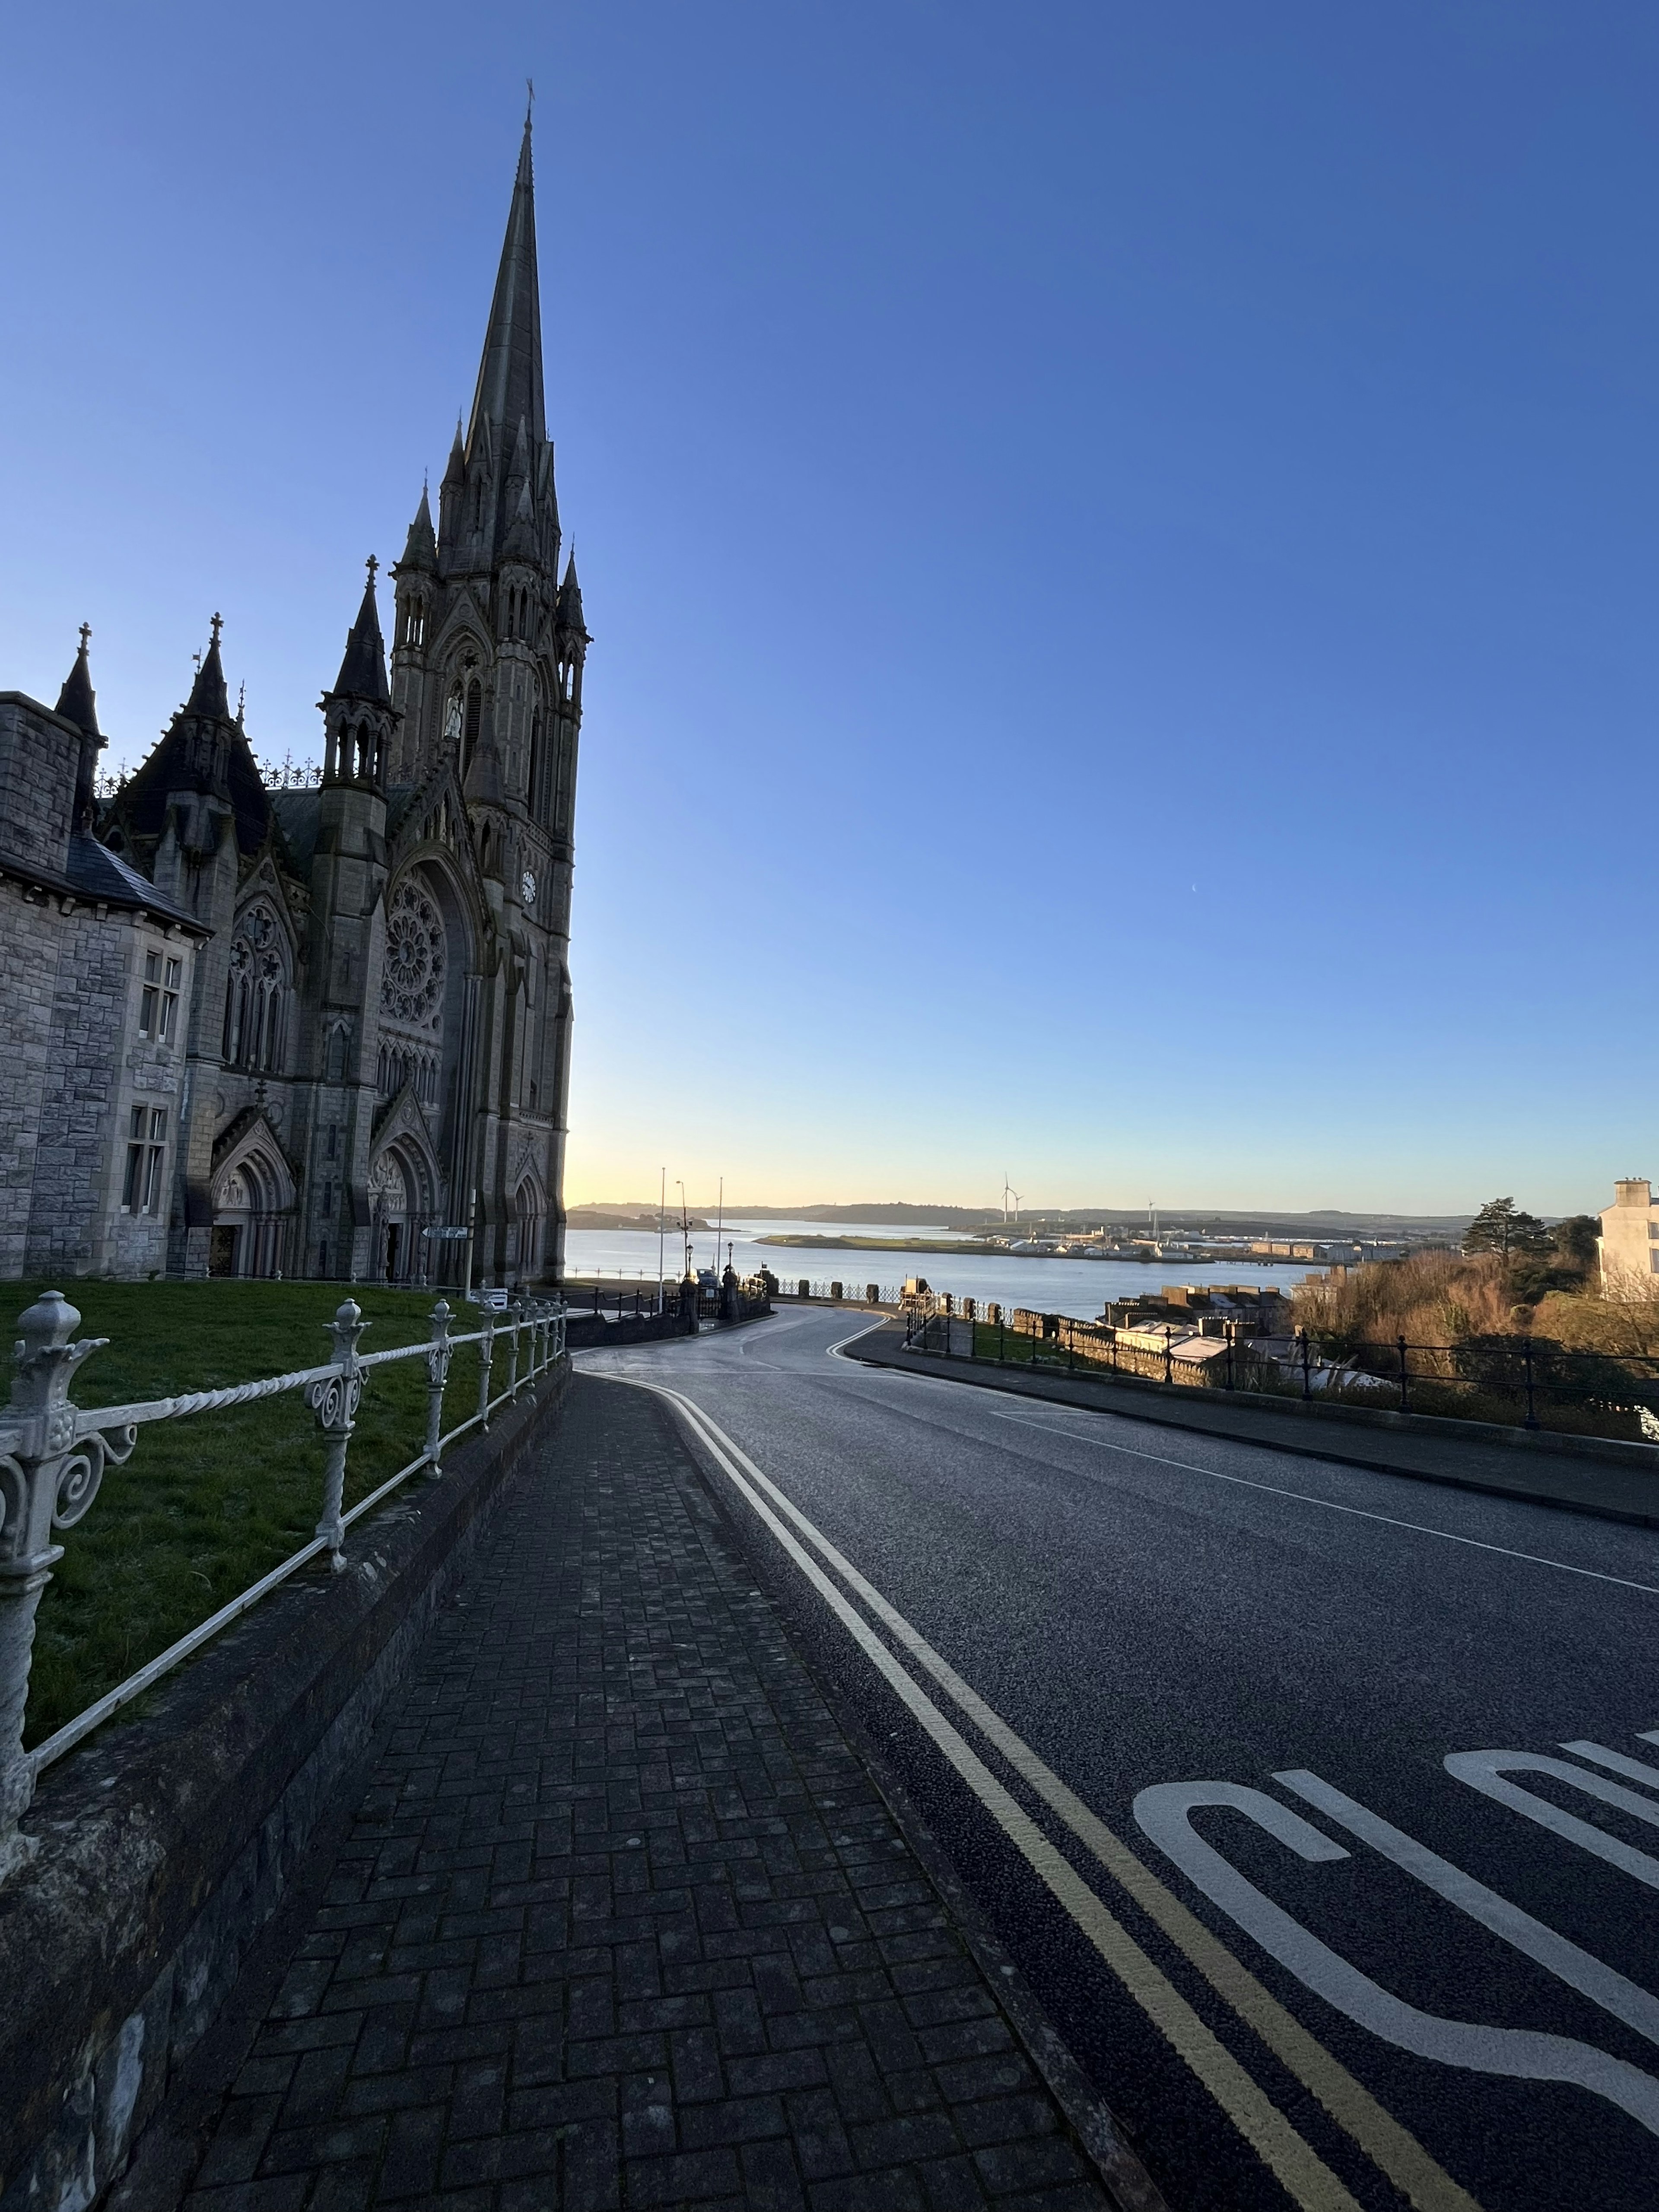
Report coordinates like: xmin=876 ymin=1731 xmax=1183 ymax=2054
xmin=5 ymin=1278 xmax=490 ymax=1749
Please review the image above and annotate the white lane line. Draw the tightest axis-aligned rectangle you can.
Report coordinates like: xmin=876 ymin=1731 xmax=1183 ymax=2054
xmin=826 ymin=1318 xmax=891 ymax=1360
xmin=641 ymin=1387 xmax=1366 ymax=2212
xmin=970 ymin=1408 xmax=1659 ymax=1597
xmin=642 ymin=1380 xmax=1481 ymax=2212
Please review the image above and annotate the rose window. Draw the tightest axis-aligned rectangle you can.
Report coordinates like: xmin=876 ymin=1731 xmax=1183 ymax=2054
xmin=381 ymin=880 xmax=445 ymax=1028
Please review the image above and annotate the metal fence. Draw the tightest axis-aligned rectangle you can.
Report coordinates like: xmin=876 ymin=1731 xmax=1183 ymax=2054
xmin=903 ymin=1308 xmax=1659 ymax=1438
xmin=769 ymin=1279 xmax=903 ymax=1307
xmin=0 ymin=1286 xmax=566 ymax=1881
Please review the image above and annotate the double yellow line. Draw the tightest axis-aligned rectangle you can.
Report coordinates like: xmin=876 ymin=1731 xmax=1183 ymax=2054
xmin=642 ymin=1379 xmax=1480 ymax=2212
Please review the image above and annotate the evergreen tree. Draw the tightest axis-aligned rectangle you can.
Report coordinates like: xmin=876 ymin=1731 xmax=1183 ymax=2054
xmin=1463 ymin=1197 xmax=1551 ymax=1261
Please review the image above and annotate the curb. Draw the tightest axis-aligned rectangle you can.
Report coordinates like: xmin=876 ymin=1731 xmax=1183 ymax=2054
xmin=849 ymin=1330 xmax=1659 ymax=1529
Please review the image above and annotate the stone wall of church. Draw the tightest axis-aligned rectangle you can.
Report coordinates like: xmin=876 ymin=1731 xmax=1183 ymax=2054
xmin=0 ymin=884 xmax=194 ymax=1283
xmin=0 ymin=695 xmax=79 ymax=880
xmin=23 ymin=910 xmax=172 ymax=1278
xmin=0 ymin=881 xmax=62 ymax=1278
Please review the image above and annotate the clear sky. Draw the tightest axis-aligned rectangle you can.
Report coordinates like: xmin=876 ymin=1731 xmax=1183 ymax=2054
xmin=3 ymin=3 xmax=1654 ymax=1217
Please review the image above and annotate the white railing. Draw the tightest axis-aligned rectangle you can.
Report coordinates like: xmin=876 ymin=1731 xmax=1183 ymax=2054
xmin=0 ymin=1287 xmax=566 ymax=1882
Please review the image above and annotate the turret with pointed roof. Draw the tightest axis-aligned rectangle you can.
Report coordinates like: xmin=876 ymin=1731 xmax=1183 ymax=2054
xmin=55 ymin=624 xmax=99 ymax=740
xmin=400 ymin=485 xmax=437 ymax=575
xmin=333 ymin=560 xmax=391 ymax=705
xmin=556 ymin=549 xmax=587 ymax=642
xmin=321 ymin=559 xmax=397 ymax=791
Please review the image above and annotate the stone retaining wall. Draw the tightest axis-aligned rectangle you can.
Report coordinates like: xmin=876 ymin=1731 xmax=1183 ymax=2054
xmin=0 ymin=1360 xmax=571 ymax=2212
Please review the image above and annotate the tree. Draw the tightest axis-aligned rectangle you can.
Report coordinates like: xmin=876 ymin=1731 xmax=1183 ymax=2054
xmin=1463 ymin=1197 xmax=1552 ymax=1261
xmin=1551 ymin=1214 xmax=1601 ymax=1271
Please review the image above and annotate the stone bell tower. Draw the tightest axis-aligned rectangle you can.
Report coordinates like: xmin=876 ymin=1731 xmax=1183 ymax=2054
xmin=383 ymin=108 xmax=584 ymax=1282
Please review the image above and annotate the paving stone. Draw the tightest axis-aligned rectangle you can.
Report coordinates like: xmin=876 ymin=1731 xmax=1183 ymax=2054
xmin=180 ymin=1380 xmax=1109 ymax=2208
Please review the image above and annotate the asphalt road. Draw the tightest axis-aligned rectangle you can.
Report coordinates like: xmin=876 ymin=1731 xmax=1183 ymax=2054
xmin=577 ymin=1307 xmax=1659 ymax=2212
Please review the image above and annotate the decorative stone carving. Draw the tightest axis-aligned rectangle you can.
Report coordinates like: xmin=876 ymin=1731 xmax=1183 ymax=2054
xmin=369 ymin=1153 xmax=408 ymax=1214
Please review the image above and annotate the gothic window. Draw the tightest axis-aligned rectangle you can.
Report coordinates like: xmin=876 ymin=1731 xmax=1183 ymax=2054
xmin=325 ymin=1024 xmax=350 ymax=1082
xmin=381 ymin=877 xmax=446 ymax=1030
xmin=529 ymin=715 xmax=547 ymax=826
xmin=222 ymin=905 xmax=290 ymax=1071
xmin=122 ymin=1103 xmax=168 ymax=1214
xmin=139 ymin=949 xmax=183 ymax=1044
xmin=463 ymin=679 xmax=482 ymax=773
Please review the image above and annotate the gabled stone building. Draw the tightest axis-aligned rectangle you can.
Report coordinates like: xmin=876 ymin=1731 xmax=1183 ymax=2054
xmin=1 ymin=118 xmax=585 ymax=1287
xmin=0 ymin=641 xmax=207 ymax=1280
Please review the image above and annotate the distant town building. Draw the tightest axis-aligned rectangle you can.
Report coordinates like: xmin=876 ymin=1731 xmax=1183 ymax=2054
xmin=1599 ymin=1179 xmax=1659 ymax=1288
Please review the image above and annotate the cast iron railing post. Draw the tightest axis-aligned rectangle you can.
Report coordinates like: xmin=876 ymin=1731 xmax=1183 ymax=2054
xmin=1300 ymin=1330 xmax=1312 ymax=1399
xmin=1522 ymin=1337 xmax=1538 ymax=1430
xmin=1226 ymin=1338 xmax=1234 ymax=1392
xmin=477 ymin=1310 xmax=496 ymax=1431
xmin=308 ymin=1298 xmax=366 ymax=1572
xmin=505 ymin=1297 xmax=523 ymax=1402
xmin=0 ymin=1291 xmax=132 ymax=1880
xmin=424 ymin=1297 xmax=453 ymax=1478
xmin=1164 ymin=1334 xmax=1173 ymax=1388
xmin=1397 ymin=1335 xmax=1410 ymax=1414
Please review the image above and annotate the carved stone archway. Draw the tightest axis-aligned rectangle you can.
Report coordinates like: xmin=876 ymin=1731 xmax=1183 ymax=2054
xmin=209 ymin=1122 xmax=297 ymax=1279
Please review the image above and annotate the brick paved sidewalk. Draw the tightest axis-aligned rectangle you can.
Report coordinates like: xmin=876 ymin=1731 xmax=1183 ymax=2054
xmin=181 ymin=1375 xmax=1116 ymax=2212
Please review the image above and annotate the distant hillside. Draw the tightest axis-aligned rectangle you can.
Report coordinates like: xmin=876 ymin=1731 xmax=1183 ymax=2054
xmin=572 ymin=1198 xmax=1485 ymax=1235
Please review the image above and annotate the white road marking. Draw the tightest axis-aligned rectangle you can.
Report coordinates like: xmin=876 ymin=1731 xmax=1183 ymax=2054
xmin=1133 ymin=1780 xmax=1659 ymax=2136
xmin=1446 ymin=1751 xmax=1659 ymax=1890
xmin=1276 ymin=1768 xmax=1659 ymax=2050
xmin=826 ymin=1318 xmax=893 ymax=1360
xmin=638 ymin=1378 xmax=1481 ymax=2212
xmin=970 ymin=1407 xmax=1659 ymax=1597
xmin=1560 ymin=1740 xmax=1659 ymax=1791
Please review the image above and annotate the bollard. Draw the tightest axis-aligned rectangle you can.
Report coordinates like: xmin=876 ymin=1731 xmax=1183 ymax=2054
xmin=308 ymin=1299 xmax=367 ymax=1572
xmin=424 ymin=1298 xmax=453 ymax=1476
xmin=0 ymin=1292 xmax=130 ymax=1879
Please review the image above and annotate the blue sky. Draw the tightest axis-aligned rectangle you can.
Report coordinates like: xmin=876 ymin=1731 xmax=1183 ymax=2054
xmin=3 ymin=3 xmax=1655 ymax=1215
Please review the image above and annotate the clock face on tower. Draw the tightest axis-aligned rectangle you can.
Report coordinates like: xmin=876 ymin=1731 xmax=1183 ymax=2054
xmin=520 ymin=868 xmax=537 ymax=909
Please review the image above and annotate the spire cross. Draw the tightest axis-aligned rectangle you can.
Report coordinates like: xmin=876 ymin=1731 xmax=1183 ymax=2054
xmin=365 ymin=553 xmax=379 ymax=587
xmin=526 ymin=76 xmax=534 ymax=122
xmin=78 ymin=622 xmax=91 ymax=653
xmin=210 ymin=612 xmax=223 ymax=646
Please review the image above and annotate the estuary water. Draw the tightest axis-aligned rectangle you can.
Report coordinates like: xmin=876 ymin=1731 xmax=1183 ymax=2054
xmin=562 ymin=1217 xmax=1315 ymax=1325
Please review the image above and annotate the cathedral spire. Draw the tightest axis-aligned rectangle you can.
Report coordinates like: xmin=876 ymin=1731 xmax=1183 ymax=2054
xmin=333 ymin=557 xmax=390 ymax=703
xmin=466 ymin=114 xmax=544 ymax=456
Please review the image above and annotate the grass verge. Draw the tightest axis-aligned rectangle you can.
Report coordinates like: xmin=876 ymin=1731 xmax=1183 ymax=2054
xmin=5 ymin=1279 xmax=488 ymax=1750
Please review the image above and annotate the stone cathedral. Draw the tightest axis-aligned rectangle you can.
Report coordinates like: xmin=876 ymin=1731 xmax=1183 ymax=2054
xmin=0 ymin=120 xmax=585 ymax=1288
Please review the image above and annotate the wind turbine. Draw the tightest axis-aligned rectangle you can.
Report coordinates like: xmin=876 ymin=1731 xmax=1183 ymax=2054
xmin=1003 ymin=1176 xmax=1020 ymax=1224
